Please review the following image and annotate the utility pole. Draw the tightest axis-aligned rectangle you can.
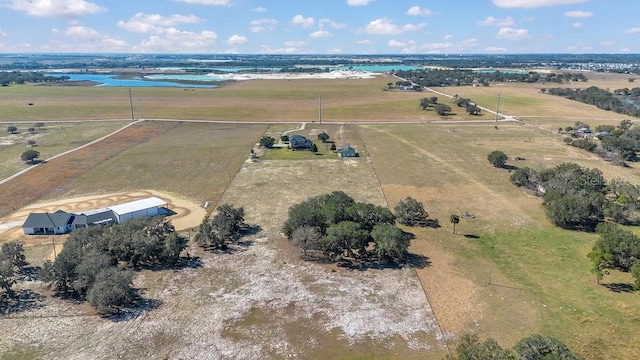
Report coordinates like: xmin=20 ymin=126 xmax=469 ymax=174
xmin=495 ymin=93 xmax=501 ymax=122
xmin=129 ymin=87 xmax=135 ymax=122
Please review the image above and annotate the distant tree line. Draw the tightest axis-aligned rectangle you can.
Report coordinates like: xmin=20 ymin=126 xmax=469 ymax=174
xmin=0 ymin=71 xmax=65 ymax=86
xmin=563 ymin=120 xmax=639 ymax=165
xmin=544 ymin=86 xmax=640 ymax=117
xmin=283 ymin=192 xmax=436 ymax=264
xmin=394 ymin=69 xmax=586 ymax=87
xmin=40 ymin=217 xmax=187 ymax=314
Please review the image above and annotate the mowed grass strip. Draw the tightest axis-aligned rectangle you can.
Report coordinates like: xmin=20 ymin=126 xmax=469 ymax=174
xmin=359 ymin=123 xmax=640 ymax=359
xmin=0 ymin=121 xmax=179 ymax=217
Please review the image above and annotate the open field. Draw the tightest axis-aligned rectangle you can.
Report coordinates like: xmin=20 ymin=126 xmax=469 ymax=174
xmin=0 ymin=121 xmax=129 ymax=180
xmin=2 ymin=72 xmax=640 ymax=359
xmin=358 ymin=123 xmax=640 ymax=359
xmin=0 ymin=154 xmax=448 ymax=359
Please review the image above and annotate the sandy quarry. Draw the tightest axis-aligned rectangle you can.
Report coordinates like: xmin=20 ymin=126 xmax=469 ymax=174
xmin=0 ymin=189 xmax=205 ymax=239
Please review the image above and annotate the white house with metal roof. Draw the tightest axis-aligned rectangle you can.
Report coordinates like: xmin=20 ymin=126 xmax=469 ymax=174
xmin=107 ymin=197 xmax=167 ymax=224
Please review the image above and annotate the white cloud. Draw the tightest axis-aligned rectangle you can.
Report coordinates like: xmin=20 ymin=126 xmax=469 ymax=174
xmin=364 ymin=18 xmax=426 ymax=35
xmin=284 ymin=40 xmax=308 ymax=47
xmin=493 ymin=0 xmax=586 ymax=8
xmin=478 ymin=16 xmax=514 ymax=27
xmin=566 ymin=43 xmax=592 ymax=51
xmin=395 ymin=38 xmax=478 ymax=53
xmin=572 ymin=22 xmax=582 ymax=29
xmin=252 ymin=7 xmax=267 ymax=13
xmin=406 ymin=6 xmax=433 ymax=16
xmin=497 ymin=27 xmax=531 ymax=40
xmin=0 ymin=28 xmax=5 ymax=37
xmin=7 ymin=0 xmax=105 ymax=18
xmin=443 ymin=34 xmax=454 ymax=40
xmin=310 ymin=30 xmax=331 ymax=38
xmin=226 ymin=34 xmax=248 ymax=45
xmin=620 ymin=48 xmax=630 ymax=53
xmin=357 ymin=39 xmax=373 ymax=44
xmin=291 ymin=15 xmax=314 ymax=29
xmin=320 ymin=18 xmax=346 ymax=29
xmin=135 ymin=29 xmax=218 ymax=53
xmin=486 ymin=46 xmax=507 ymax=52
xmin=176 ymin=0 xmax=231 ymax=5
xmin=260 ymin=44 xmax=305 ymax=54
xmin=118 ymin=13 xmax=203 ymax=34
xmin=625 ymin=27 xmax=640 ymax=34
xmin=249 ymin=18 xmax=278 ymax=33
xmin=65 ymin=25 xmax=100 ymax=39
xmin=327 ymin=48 xmax=342 ymax=54
xmin=347 ymin=0 xmax=374 ymax=6
xmin=600 ymin=40 xmax=615 ymax=46
xmin=565 ymin=10 xmax=593 ymax=17
xmin=388 ymin=39 xmax=406 ymax=48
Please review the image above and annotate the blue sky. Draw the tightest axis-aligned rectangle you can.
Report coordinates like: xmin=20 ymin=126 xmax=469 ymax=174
xmin=0 ymin=0 xmax=637 ymax=54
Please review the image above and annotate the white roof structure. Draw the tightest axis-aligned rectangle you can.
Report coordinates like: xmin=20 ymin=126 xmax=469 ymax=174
xmin=107 ymin=197 xmax=166 ymax=215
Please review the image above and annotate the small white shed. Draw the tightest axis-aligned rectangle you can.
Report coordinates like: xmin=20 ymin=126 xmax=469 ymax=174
xmin=108 ymin=197 xmax=167 ymax=224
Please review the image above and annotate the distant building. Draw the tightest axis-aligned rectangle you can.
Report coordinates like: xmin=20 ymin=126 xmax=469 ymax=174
xmin=337 ymin=145 xmax=358 ymax=158
xmin=289 ymin=135 xmax=314 ymax=150
xmin=22 ymin=197 xmax=167 ymax=235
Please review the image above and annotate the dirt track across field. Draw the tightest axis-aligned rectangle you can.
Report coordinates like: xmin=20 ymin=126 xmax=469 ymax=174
xmin=0 ymin=189 xmax=205 ymax=239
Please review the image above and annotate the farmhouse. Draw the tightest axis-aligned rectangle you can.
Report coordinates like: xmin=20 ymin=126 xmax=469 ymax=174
xmin=289 ymin=135 xmax=313 ymax=150
xmin=22 ymin=197 xmax=167 ymax=235
xmin=337 ymin=145 xmax=358 ymax=158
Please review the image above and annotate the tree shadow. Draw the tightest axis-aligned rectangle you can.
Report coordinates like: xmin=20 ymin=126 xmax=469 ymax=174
xmin=423 ymin=219 xmax=441 ymax=228
xmin=464 ymin=234 xmax=480 ymax=239
xmin=334 ymin=252 xmax=432 ymax=271
xmin=0 ymin=289 xmax=45 ymax=316
xmin=16 ymin=265 xmax=41 ymax=282
xmin=603 ymin=282 xmax=635 ymax=293
xmin=502 ymin=164 xmax=519 ymax=171
xmin=140 ymin=256 xmax=203 ymax=272
xmin=107 ymin=296 xmax=163 ymax=322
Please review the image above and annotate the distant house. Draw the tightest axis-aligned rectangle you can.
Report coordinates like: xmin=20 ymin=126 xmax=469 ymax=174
xmin=337 ymin=145 xmax=358 ymax=158
xmin=22 ymin=197 xmax=167 ymax=235
xmin=289 ymin=135 xmax=314 ymax=150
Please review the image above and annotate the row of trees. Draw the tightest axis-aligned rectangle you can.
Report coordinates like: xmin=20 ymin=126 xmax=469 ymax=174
xmin=447 ymin=333 xmax=583 ymax=360
xmin=395 ymin=69 xmax=586 ymax=88
xmin=545 ymin=86 xmax=640 ymax=118
xmin=419 ymin=96 xmax=452 ymax=116
xmin=507 ymin=161 xmax=640 ymax=229
xmin=0 ymin=242 xmax=28 ymax=296
xmin=283 ymin=192 xmax=437 ymax=264
xmin=40 ymin=217 xmax=187 ymax=314
xmin=0 ymin=71 xmax=64 ymax=86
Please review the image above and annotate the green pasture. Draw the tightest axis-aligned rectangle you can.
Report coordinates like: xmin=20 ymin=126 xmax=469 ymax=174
xmin=0 ymin=121 xmax=128 ymax=180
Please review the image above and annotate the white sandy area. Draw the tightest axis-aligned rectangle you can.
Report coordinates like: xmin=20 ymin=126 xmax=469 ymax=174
xmin=210 ymin=69 xmax=382 ymax=81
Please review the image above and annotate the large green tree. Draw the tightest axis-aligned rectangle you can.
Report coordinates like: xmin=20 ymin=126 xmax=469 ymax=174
xmin=487 ymin=150 xmax=508 ymax=168
xmin=370 ymin=223 xmax=410 ymax=263
xmin=446 ymin=334 xmax=516 ymax=360
xmin=394 ymin=197 xmax=430 ymax=227
xmin=514 ymin=334 xmax=583 ymax=360
xmin=21 ymin=149 xmax=40 ymax=164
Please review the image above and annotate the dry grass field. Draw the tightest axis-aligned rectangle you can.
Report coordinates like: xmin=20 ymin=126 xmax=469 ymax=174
xmin=2 ymin=71 xmax=640 ymax=359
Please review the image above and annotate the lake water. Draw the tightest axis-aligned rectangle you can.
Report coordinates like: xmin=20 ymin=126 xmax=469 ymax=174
xmin=45 ymin=73 xmax=218 ymax=88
